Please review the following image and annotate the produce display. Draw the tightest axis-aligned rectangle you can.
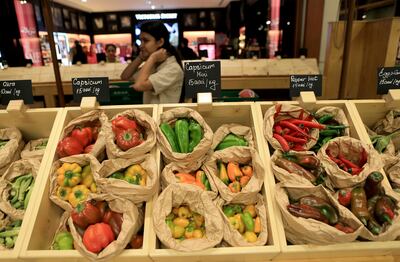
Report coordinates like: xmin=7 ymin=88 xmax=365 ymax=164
xmin=223 ymin=204 xmax=261 ymax=243
xmin=274 ymin=152 xmax=326 ymax=185
xmin=173 ymin=170 xmax=211 ymax=190
xmin=57 ymin=121 xmax=100 ymax=157
xmin=215 ymin=133 xmax=248 ymax=151
xmin=112 ymin=115 xmax=144 ymax=151
xmin=56 ymin=163 xmax=96 ymax=207
xmin=0 ymin=219 xmax=22 ymax=249
xmin=109 ymin=164 xmax=147 ymax=186
xmin=287 ymin=195 xmax=355 ymax=234
xmin=217 ymin=161 xmax=253 ymax=193
xmin=160 ymin=118 xmax=203 ymax=153
xmin=165 ymin=205 xmax=205 ymax=240
xmin=8 ymin=173 xmax=35 ymax=210
xmin=325 ymin=143 xmax=367 ymax=176
xmin=337 ymin=171 xmax=398 ymax=235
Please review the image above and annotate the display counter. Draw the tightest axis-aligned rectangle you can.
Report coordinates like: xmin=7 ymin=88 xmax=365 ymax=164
xmin=0 ymin=92 xmax=398 ymax=261
xmin=0 ymin=58 xmax=320 ymax=107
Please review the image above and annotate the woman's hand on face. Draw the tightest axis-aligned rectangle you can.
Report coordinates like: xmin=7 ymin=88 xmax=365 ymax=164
xmin=149 ymin=48 xmax=168 ymax=63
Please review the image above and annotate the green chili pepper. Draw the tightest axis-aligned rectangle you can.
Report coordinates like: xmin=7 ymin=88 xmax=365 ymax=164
xmin=317 ymin=115 xmax=334 ymax=124
xmin=325 ymin=125 xmax=349 ymax=130
xmin=241 ymin=211 xmax=255 ymax=232
xmin=188 ymin=119 xmax=203 ymax=152
xmin=216 ymin=134 xmax=248 ymax=151
xmin=175 ymin=119 xmax=189 ymax=153
xmin=160 ymin=123 xmax=180 ymax=153
xmin=319 ymin=129 xmax=339 ymax=137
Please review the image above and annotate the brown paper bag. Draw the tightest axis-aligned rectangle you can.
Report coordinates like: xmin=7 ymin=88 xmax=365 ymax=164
xmin=215 ymin=194 xmax=268 ymax=246
xmin=96 ymin=153 xmax=158 ymax=203
xmin=317 ymin=137 xmax=382 ymax=189
xmin=152 ymin=183 xmax=223 ymax=251
xmin=263 ymin=103 xmax=319 ymax=151
xmin=50 ymin=211 xmax=72 ymax=250
xmin=204 ymin=147 xmax=264 ymax=203
xmin=59 ymin=110 xmax=105 ymax=159
xmin=100 ymin=109 xmax=157 ymax=159
xmin=20 ymin=138 xmax=48 ymax=160
xmin=365 ymin=125 xmax=396 ymax=169
xmin=0 ymin=159 xmax=40 ymax=220
xmin=373 ymin=109 xmax=400 ymax=151
xmin=315 ymin=106 xmax=350 ymax=136
xmin=161 ymin=161 xmax=218 ymax=199
xmin=49 ymin=154 xmax=101 ymax=212
xmin=0 ymin=128 xmax=24 ymax=176
xmin=157 ymin=107 xmax=213 ymax=164
xmin=271 ymin=150 xmax=324 ymax=186
xmin=384 ymin=153 xmax=400 ymax=185
xmin=275 ymin=183 xmax=363 ymax=244
xmin=212 ymin=124 xmax=255 ymax=151
xmin=68 ymin=194 xmax=143 ymax=261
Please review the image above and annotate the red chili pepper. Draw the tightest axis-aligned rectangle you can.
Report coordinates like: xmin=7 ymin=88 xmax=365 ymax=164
xmin=338 ymin=155 xmax=360 ymax=169
xmin=289 ymin=119 xmax=326 ymax=129
xmin=338 ymin=188 xmax=352 ymax=207
xmin=273 ymin=133 xmax=290 ymax=152
xmin=274 ymin=125 xmax=283 ymax=135
xmin=334 ymin=222 xmax=355 ymax=234
xmin=348 ymin=167 xmax=363 ymax=176
xmin=327 ymin=153 xmax=347 ymax=170
xmin=279 ymin=120 xmax=314 ymax=140
xmin=292 ymin=144 xmax=305 ymax=151
xmin=283 ymin=134 xmax=307 ymax=144
xmin=283 ymin=128 xmax=291 ymax=135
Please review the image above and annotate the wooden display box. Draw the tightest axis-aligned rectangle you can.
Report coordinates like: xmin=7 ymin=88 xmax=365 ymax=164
xmin=255 ymin=96 xmax=398 ymax=260
xmin=19 ymin=103 xmax=158 ymax=262
xmin=149 ymin=102 xmax=281 ymax=262
xmin=0 ymin=101 xmax=63 ymax=261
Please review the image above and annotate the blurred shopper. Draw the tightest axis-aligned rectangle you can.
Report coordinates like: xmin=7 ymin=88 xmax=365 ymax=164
xmin=178 ymin=38 xmax=198 ymax=60
xmin=71 ymin=40 xmax=87 ymax=64
xmin=121 ymin=21 xmax=184 ymax=104
xmin=86 ymin=44 xmax=97 ymax=64
xmin=105 ymin=44 xmax=119 ymax=63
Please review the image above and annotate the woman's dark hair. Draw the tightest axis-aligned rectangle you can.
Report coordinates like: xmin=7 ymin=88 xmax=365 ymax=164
xmin=140 ymin=21 xmax=182 ymax=69
xmin=140 ymin=21 xmax=184 ymax=101
xmin=105 ymin=44 xmax=116 ymax=51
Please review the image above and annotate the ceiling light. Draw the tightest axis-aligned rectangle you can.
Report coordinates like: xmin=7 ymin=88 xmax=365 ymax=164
xmin=286 ymin=21 xmax=290 ymax=25
xmin=151 ymin=5 xmax=155 ymax=9
xmin=19 ymin=0 xmax=27 ymax=4
xmin=266 ymin=20 xmax=271 ymax=25
xmin=362 ymin=14 xmax=367 ymax=19
xmin=81 ymin=0 xmax=87 ymax=2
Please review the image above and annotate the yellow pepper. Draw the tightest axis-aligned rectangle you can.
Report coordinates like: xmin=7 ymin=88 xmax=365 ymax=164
xmin=56 ymin=163 xmax=82 ymax=187
xmin=56 ymin=186 xmax=72 ymax=201
xmin=81 ymin=165 xmax=94 ymax=188
xmin=90 ymin=182 xmax=97 ymax=193
xmin=68 ymin=185 xmax=90 ymax=207
xmin=124 ymin=164 xmax=147 ymax=186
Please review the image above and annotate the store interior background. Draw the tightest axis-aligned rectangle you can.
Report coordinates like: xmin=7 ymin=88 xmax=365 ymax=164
xmin=0 ymin=0 xmax=400 ymax=104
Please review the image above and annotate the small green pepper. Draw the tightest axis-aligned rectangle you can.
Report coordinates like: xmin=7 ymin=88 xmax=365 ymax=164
xmin=175 ymin=119 xmax=189 ymax=153
xmin=317 ymin=114 xmax=334 ymax=124
xmin=223 ymin=206 xmax=235 ymax=217
xmin=109 ymin=171 xmax=125 ymax=180
xmin=53 ymin=231 xmax=74 ymax=250
xmin=241 ymin=211 xmax=255 ymax=232
xmin=188 ymin=119 xmax=203 ymax=152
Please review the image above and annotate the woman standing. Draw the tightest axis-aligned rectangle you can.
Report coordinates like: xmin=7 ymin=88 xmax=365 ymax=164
xmin=120 ymin=21 xmax=184 ymax=104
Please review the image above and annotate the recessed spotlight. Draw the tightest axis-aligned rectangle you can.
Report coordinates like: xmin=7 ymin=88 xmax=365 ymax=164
xmin=287 ymin=21 xmax=290 ymax=25
xmin=151 ymin=5 xmax=155 ymax=9
xmin=81 ymin=0 xmax=87 ymax=2
xmin=362 ymin=14 xmax=367 ymax=19
xmin=266 ymin=20 xmax=271 ymax=25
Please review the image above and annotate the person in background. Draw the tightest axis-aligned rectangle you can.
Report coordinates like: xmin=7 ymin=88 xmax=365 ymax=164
xmin=86 ymin=44 xmax=97 ymax=64
xmin=105 ymin=44 xmax=119 ymax=63
xmin=178 ymin=38 xmax=198 ymax=60
xmin=71 ymin=40 xmax=87 ymax=64
xmin=120 ymin=21 xmax=184 ymax=104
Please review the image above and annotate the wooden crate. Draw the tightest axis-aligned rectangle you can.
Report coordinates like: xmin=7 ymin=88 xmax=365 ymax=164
xmin=149 ymin=102 xmax=281 ymax=262
xmin=19 ymin=103 xmax=159 ymax=262
xmin=255 ymin=95 xmax=399 ymax=260
xmin=0 ymin=101 xmax=63 ymax=261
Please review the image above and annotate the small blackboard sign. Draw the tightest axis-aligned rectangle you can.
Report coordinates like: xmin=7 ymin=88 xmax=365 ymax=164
xmin=377 ymin=67 xmax=400 ymax=94
xmin=289 ymin=75 xmax=322 ymax=97
xmin=72 ymin=77 xmax=110 ymax=102
xmin=0 ymin=80 xmax=33 ymax=105
xmin=184 ymin=61 xmax=221 ymax=98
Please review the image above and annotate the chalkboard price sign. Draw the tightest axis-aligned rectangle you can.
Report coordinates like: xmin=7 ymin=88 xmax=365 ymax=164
xmin=289 ymin=75 xmax=322 ymax=97
xmin=72 ymin=77 xmax=110 ymax=102
xmin=0 ymin=80 xmax=33 ymax=105
xmin=184 ymin=61 xmax=221 ymax=98
xmin=377 ymin=67 xmax=400 ymax=94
